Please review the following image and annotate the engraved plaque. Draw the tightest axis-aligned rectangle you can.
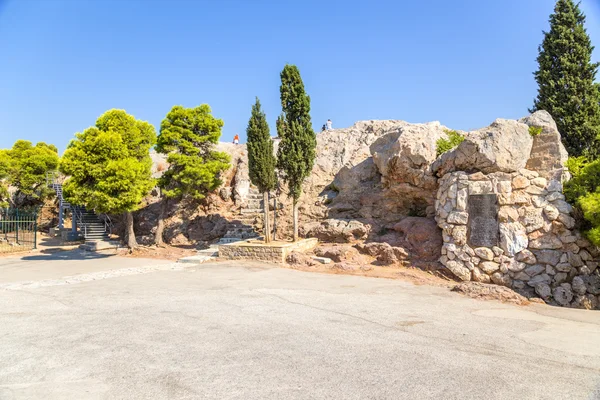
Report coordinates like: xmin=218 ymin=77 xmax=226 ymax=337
xmin=468 ymin=194 xmax=499 ymax=248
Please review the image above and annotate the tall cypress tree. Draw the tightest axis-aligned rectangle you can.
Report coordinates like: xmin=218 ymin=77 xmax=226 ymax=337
xmin=276 ymin=65 xmax=316 ymax=242
xmin=246 ymin=97 xmax=276 ymax=243
xmin=531 ymin=0 xmax=600 ymax=158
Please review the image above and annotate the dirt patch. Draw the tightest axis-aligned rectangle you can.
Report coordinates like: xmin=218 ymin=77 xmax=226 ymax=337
xmin=118 ymin=245 xmax=196 ymax=261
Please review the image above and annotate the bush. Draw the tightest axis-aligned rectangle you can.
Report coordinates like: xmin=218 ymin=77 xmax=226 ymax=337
xmin=436 ymin=130 xmax=465 ymax=157
xmin=564 ymin=156 xmax=600 ymax=246
xmin=529 ymin=126 xmax=543 ymax=137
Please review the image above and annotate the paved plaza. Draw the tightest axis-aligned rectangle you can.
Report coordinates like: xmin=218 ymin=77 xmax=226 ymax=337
xmin=0 ymin=250 xmax=599 ymax=399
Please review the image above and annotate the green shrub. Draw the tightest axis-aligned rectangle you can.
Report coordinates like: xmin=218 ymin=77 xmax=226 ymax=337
xmin=529 ymin=126 xmax=543 ymax=137
xmin=436 ymin=130 xmax=465 ymax=157
xmin=564 ymin=156 xmax=600 ymax=246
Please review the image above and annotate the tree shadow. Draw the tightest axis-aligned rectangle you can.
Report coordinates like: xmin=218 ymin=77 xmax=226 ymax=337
xmin=21 ymin=249 xmax=114 ymax=261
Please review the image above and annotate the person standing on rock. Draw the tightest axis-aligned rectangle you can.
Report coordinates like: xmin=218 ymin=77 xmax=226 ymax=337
xmin=233 ymin=134 xmax=240 ymax=144
xmin=326 ymin=119 xmax=332 ymax=130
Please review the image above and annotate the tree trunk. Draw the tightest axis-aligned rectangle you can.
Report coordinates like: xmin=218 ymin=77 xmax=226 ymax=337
xmin=293 ymin=199 xmax=299 ymax=242
xmin=125 ymin=211 xmax=137 ymax=249
xmin=263 ymin=191 xmax=270 ymax=243
xmin=154 ymin=197 xmax=168 ymax=246
xmin=273 ymin=196 xmax=277 ymax=241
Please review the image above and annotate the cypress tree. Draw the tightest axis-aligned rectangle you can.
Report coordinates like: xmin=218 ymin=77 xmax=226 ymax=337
xmin=531 ymin=0 xmax=600 ymax=158
xmin=276 ymin=65 xmax=316 ymax=242
xmin=247 ymin=97 xmax=276 ymax=243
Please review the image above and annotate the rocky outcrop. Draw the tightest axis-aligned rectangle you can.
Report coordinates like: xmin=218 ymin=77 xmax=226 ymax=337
xmin=300 ymin=219 xmax=370 ymax=243
xmin=392 ymin=217 xmax=443 ymax=262
xmin=432 ymin=118 xmax=533 ymax=177
xmin=520 ymin=111 xmax=569 ymax=181
xmin=434 ymin=112 xmax=600 ymax=309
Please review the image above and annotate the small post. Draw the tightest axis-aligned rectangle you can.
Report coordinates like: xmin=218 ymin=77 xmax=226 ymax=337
xmin=58 ymin=203 xmax=64 ymax=230
xmin=15 ymin=208 xmax=19 ymax=244
xmin=71 ymin=208 xmax=77 ymax=236
xmin=33 ymin=211 xmax=38 ymax=249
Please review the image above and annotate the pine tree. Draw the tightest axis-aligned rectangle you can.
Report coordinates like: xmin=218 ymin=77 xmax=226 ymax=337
xmin=531 ymin=0 xmax=600 ymax=158
xmin=246 ymin=97 xmax=276 ymax=243
xmin=276 ymin=65 xmax=316 ymax=242
xmin=60 ymin=109 xmax=156 ymax=248
xmin=154 ymin=105 xmax=230 ymax=245
xmin=3 ymin=140 xmax=59 ymax=206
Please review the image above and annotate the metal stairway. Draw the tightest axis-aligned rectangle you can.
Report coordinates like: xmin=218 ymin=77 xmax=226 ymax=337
xmin=72 ymin=206 xmax=111 ymax=241
xmin=47 ymin=172 xmax=111 ymax=242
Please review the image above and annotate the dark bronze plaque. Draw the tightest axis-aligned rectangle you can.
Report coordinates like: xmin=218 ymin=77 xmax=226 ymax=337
xmin=468 ymin=194 xmax=499 ymax=248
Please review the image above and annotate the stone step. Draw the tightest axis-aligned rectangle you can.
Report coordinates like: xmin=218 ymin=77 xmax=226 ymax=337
xmin=241 ymin=208 xmax=262 ymax=214
xmin=79 ymin=240 xmax=119 ymax=251
xmin=217 ymin=237 xmax=244 ymax=244
xmin=177 ymin=255 xmax=216 ymax=264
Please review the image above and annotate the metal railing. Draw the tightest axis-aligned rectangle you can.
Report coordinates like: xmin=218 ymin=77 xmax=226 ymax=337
xmin=98 ymin=213 xmax=113 ymax=236
xmin=0 ymin=208 xmax=37 ymax=253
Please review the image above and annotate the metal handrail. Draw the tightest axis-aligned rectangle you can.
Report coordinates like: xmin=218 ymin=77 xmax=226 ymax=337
xmin=98 ymin=213 xmax=113 ymax=236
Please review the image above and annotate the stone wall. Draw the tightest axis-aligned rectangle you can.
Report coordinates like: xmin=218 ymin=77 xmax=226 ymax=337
xmin=435 ymin=170 xmax=600 ymax=309
xmin=219 ymin=239 xmax=319 ymax=264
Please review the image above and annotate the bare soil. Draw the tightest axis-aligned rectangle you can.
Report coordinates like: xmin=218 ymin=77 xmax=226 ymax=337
xmin=117 ymin=245 xmax=197 ymax=261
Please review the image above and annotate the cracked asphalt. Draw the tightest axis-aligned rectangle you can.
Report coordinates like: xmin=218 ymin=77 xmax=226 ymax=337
xmin=0 ymin=250 xmax=599 ymax=399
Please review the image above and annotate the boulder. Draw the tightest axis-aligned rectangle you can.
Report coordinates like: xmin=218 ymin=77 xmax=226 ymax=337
xmin=520 ymin=111 xmax=569 ymax=181
xmin=452 ymin=282 xmax=529 ymax=305
xmin=392 ymin=217 xmax=443 ymax=261
xmin=355 ymin=242 xmax=408 ymax=265
xmin=314 ymin=246 xmax=360 ymax=263
xmin=433 ymin=118 xmax=533 ymax=176
xmin=286 ymin=251 xmax=319 ymax=268
xmin=301 ymin=219 xmax=370 ymax=243
xmin=369 ymin=121 xmax=451 ymax=218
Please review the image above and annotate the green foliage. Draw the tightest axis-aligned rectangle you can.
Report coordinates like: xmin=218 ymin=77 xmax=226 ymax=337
xmin=60 ymin=109 xmax=157 ymax=214
xmin=564 ymin=156 xmax=600 ymax=245
xmin=156 ymin=105 xmax=230 ymax=200
xmin=529 ymin=126 xmax=543 ymax=137
xmin=530 ymin=0 xmax=600 ymax=158
xmin=246 ymin=98 xmax=276 ymax=193
xmin=1 ymin=140 xmax=59 ymax=204
xmin=436 ymin=130 xmax=464 ymax=157
xmin=276 ymin=64 xmax=317 ymax=201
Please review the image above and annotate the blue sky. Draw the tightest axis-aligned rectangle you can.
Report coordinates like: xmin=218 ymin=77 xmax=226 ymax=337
xmin=0 ymin=0 xmax=599 ymax=152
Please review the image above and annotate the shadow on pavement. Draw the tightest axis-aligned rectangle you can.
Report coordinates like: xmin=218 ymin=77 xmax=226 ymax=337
xmin=21 ymin=249 xmax=115 ymax=261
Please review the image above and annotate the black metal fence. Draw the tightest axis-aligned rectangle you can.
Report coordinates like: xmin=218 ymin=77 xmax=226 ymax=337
xmin=0 ymin=209 xmax=37 ymax=253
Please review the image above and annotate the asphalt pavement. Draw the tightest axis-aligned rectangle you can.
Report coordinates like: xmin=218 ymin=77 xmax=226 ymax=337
xmin=0 ymin=251 xmax=599 ymax=399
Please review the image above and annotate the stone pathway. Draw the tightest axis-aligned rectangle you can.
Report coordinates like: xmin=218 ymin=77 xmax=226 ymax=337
xmin=0 ymin=262 xmax=181 ymax=291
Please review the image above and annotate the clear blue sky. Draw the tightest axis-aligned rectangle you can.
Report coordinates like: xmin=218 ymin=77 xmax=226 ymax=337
xmin=0 ymin=0 xmax=599 ymax=152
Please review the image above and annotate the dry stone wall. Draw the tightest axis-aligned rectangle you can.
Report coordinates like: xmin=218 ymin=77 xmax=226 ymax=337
xmin=436 ymin=170 xmax=600 ymax=309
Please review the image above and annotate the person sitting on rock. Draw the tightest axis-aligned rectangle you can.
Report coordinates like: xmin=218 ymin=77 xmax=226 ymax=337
xmin=233 ymin=134 xmax=239 ymax=145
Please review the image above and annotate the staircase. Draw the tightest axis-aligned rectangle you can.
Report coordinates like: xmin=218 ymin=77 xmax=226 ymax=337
xmin=47 ymin=172 xmax=112 ymax=243
xmin=72 ymin=206 xmax=110 ymax=241
xmin=212 ymin=187 xmax=264 ymax=246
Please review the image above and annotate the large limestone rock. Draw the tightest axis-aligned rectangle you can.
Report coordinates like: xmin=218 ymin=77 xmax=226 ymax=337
xmin=520 ymin=110 xmax=569 ymax=181
xmin=433 ymin=118 xmax=533 ymax=176
xmin=369 ymin=122 xmax=450 ymax=217
xmin=392 ymin=217 xmax=443 ymax=262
